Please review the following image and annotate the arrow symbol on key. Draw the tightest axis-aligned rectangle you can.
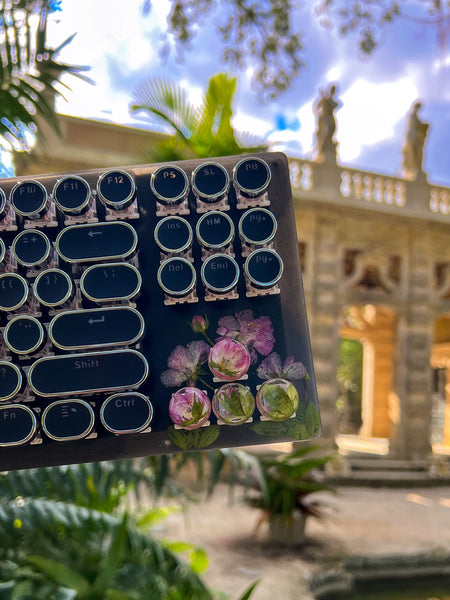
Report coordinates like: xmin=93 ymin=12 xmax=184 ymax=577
xmin=88 ymin=316 xmax=105 ymax=325
xmin=87 ymin=230 xmax=102 ymax=238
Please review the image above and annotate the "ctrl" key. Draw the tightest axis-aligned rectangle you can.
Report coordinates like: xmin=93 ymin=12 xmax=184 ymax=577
xmin=0 ymin=404 xmax=37 ymax=447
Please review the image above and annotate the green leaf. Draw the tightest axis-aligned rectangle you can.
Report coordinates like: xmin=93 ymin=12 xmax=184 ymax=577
xmin=92 ymin=514 xmax=129 ymax=594
xmin=238 ymin=581 xmax=259 ymax=600
xmin=197 ymin=425 xmax=220 ymax=448
xmin=304 ymin=403 xmax=321 ymax=437
xmin=191 ymin=395 xmax=204 ymax=421
xmin=168 ymin=426 xmax=191 ymax=450
xmin=250 ymin=421 xmax=289 ymax=438
xmin=286 ymin=421 xmax=308 ymax=440
xmin=105 ymin=589 xmax=131 ymax=600
xmin=26 ymin=555 xmax=90 ymax=595
xmin=261 ymin=384 xmax=297 ymax=420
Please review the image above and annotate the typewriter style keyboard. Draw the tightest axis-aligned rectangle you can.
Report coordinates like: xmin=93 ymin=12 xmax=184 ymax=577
xmin=0 ymin=153 xmax=319 ymax=471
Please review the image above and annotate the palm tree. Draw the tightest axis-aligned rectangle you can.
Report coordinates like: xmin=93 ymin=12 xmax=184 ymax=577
xmin=130 ymin=72 xmax=268 ymax=162
xmin=0 ymin=0 xmax=88 ymax=160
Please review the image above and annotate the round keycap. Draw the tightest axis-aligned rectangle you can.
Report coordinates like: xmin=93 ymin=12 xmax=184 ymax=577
xmin=233 ymin=157 xmax=271 ymax=198
xmin=154 ymin=216 xmax=193 ymax=254
xmin=10 ymin=180 xmax=49 ymax=218
xmin=53 ymin=176 xmax=91 ymax=214
xmin=4 ymin=316 xmax=45 ymax=355
xmin=0 ymin=362 xmax=23 ymax=401
xmin=0 ymin=188 xmax=7 ymax=220
xmin=191 ymin=162 xmax=229 ymax=203
xmin=101 ymin=392 xmax=153 ymax=434
xmin=97 ymin=170 xmax=135 ymax=209
xmin=239 ymin=208 xmax=277 ymax=246
xmin=81 ymin=263 xmax=142 ymax=302
xmin=0 ymin=404 xmax=36 ymax=446
xmin=0 ymin=273 xmax=28 ymax=311
xmin=201 ymin=254 xmax=239 ymax=294
xmin=0 ymin=238 xmax=6 ymax=266
xmin=12 ymin=229 xmax=51 ymax=267
xmin=150 ymin=165 xmax=189 ymax=205
xmin=157 ymin=257 xmax=196 ymax=297
xmin=34 ymin=269 xmax=73 ymax=307
xmin=42 ymin=399 xmax=95 ymax=441
xmin=244 ymin=248 xmax=284 ymax=288
xmin=196 ymin=211 xmax=234 ymax=249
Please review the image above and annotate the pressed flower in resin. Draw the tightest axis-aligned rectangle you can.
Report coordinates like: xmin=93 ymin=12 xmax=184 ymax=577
xmin=169 ymin=387 xmax=211 ymax=429
xmin=256 ymin=378 xmax=299 ymax=421
xmin=216 ymin=309 xmax=275 ymax=363
xmin=161 ymin=341 xmax=210 ymax=387
xmin=257 ymin=352 xmax=307 ymax=380
xmin=213 ymin=383 xmax=255 ymax=425
xmin=208 ymin=338 xmax=251 ymax=381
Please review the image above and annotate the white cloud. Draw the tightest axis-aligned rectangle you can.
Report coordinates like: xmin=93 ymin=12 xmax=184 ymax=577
xmin=337 ymin=77 xmax=419 ymax=162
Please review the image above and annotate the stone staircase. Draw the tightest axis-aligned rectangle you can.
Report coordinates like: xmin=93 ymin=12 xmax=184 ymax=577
xmin=325 ymin=454 xmax=450 ymax=487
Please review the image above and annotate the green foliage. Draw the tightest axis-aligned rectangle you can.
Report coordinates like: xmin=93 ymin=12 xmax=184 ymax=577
xmin=336 ymin=338 xmax=363 ymax=434
xmin=244 ymin=446 xmax=335 ymax=519
xmin=0 ymin=0 xmax=89 ymax=152
xmin=131 ymin=72 xmax=267 ymax=161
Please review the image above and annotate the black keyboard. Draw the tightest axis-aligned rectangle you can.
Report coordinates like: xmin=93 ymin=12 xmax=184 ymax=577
xmin=0 ymin=152 xmax=319 ymax=470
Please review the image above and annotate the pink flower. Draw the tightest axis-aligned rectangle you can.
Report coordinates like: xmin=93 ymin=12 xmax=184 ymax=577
xmin=212 ymin=383 xmax=255 ymax=425
xmin=208 ymin=339 xmax=251 ymax=381
xmin=161 ymin=341 xmax=210 ymax=387
xmin=169 ymin=387 xmax=211 ymax=429
xmin=257 ymin=352 xmax=308 ymax=380
xmin=216 ymin=310 xmax=275 ymax=363
xmin=190 ymin=315 xmax=209 ymax=333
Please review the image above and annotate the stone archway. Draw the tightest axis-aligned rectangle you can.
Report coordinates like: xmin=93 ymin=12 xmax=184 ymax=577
xmin=339 ymin=305 xmax=397 ymax=444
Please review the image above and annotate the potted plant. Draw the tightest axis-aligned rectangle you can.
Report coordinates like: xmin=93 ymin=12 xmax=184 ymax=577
xmin=245 ymin=446 xmax=335 ymax=545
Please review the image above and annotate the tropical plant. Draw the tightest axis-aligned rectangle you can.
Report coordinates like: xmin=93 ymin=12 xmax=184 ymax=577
xmin=0 ymin=459 xmax=258 ymax=599
xmin=0 ymin=0 xmax=88 ymax=153
xmin=130 ymin=72 xmax=267 ymax=162
xmin=243 ymin=445 xmax=335 ymax=544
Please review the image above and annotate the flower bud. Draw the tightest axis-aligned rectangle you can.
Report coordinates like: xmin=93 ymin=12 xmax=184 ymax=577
xmin=191 ymin=314 xmax=209 ymax=333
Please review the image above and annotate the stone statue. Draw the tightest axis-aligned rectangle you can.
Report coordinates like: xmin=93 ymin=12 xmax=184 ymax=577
xmin=314 ymin=84 xmax=340 ymax=163
xmin=401 ymin=101 xmax=429 ymax=180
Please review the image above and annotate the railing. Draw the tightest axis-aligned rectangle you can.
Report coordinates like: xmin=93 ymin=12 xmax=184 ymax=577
xmin=289 ymin=158 xmax=450 ymax=221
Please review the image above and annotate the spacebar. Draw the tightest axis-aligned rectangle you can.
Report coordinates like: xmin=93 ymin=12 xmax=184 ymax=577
xmin=28 ymin=350 xmax=148 ymax=397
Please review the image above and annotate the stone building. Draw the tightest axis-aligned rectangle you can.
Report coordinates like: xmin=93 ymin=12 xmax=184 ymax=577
xmin=14 ymin=100 xmax=450 ymax=467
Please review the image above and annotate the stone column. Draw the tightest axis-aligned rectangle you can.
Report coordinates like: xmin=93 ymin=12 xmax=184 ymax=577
xmin=309 ymin=213 xmax=342 ymax=446
xmin=390 ymin=228 xmax=433 ymax=460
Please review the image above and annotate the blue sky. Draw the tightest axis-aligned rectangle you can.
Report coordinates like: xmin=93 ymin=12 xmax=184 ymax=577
xmin=47 ymin=1 xmax=450 ymax=186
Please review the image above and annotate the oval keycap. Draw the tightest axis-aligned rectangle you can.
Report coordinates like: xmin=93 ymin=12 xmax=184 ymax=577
xmin=4 ymin=316 xmax=45 ymax=355
xmin=0 ymin=273 xmax=28 ymax=311
xmin=49 ymin=306 xmax=144 ymax=350
xmin=0 ymin=362 xmax=23 ymax=401
xmin=80 ymin=263 xmax=141 ymax=302
xmin=34 ymin=269 xmax=74 ymax=307
xmin=12 ymin=229 xmax=51 ymax=267
xmin=42 ymin=399 xmax=95 ymax=441
xmin=0 ymin=404 xmax=36 ymax=446
xmin=28 ymin=349 xmax=148 ymax=397
xmin=55 ymin=222 xmax=137 ymax=263
xmin=100 ymin=392 xmax=153 ymax=434
xmin=244 ymin=248 xmax=284 ymax=288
